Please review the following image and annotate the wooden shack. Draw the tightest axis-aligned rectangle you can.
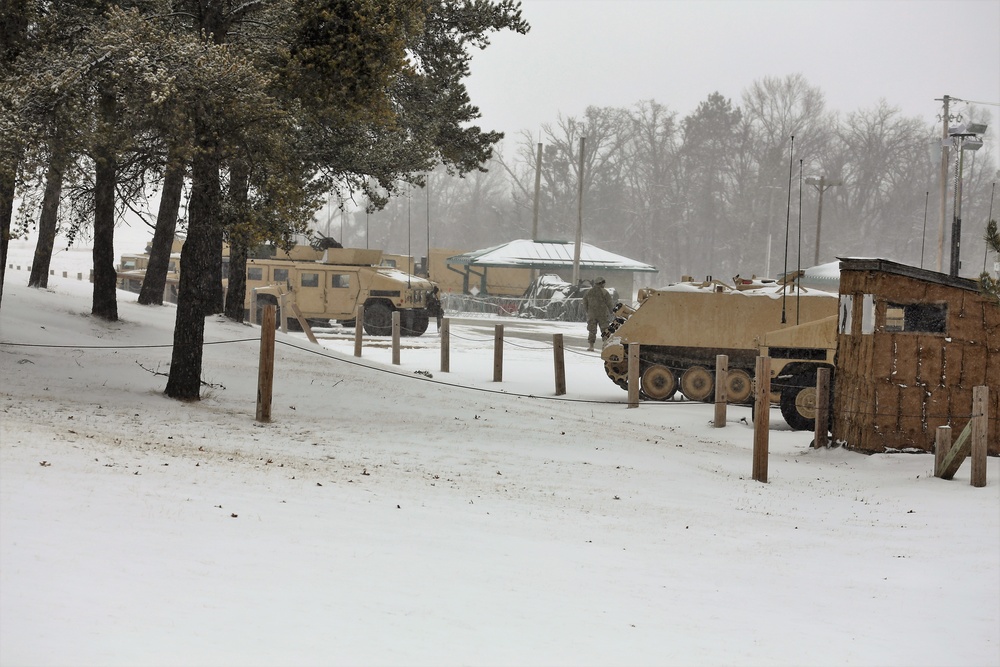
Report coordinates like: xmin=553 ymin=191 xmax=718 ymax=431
xmin=833 ymin=258 xmax=998 ymax=454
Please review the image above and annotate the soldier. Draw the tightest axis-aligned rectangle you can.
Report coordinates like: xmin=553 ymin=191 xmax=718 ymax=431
xmin=426 ymin=285 xmax=444 ymax=330
xmin=582 ymin=277 xmax=614 ymax=351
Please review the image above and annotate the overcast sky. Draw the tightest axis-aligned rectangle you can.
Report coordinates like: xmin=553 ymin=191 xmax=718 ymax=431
xmin=466 ymin=0 xmax=1000 ymax=147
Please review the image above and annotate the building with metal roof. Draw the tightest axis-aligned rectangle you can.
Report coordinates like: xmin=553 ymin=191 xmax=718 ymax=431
xmin=445 ymin=239 xmax=657 ymax=298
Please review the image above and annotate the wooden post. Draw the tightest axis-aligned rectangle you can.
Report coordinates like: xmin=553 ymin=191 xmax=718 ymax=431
xmin=934 ymin=426 xmax=951 ymax=478
xmin=440 ymin=317 xmax=450 ymax=373
xmin=814 ymin=368 xmax=831 ymax=448
xmin=714 ymin=354 xmax=728 ymax=427
xmin=971 ymin=385 xmax=988 ymax=488
xmin=627 ymin=343 xmax=640 ymax=408
xmin=493 ymin=324 xmax=503 ymax=382
xmin=277 ymin=292 xmax=289 ymax=333
xmin=256 ymin=305 xmax=275 ymax=423
xmin=354 ymin=305 xmax=364 ymax=358
xmin=752 ymin=356 xmax=771 ymax=483
xmin=553 ymin=333 xmax=566 ymax=396
xmin=391 ymin=310 xmax=401 ymax=365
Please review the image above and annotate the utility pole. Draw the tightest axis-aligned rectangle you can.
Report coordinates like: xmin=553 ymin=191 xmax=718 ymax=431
xmin=937 ymin=94 xmax=953 ymax=273
xmin=531 ymin=143 xmax=543 ymax=281
xmin=805 ymin=175 xmax=842 ymax=265
xmin=572 ymin=137 xmax=585 ymax=285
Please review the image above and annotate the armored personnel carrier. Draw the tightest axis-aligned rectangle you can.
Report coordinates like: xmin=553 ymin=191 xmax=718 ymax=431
xmin=600 ymin=277 xmax=839 ymax=430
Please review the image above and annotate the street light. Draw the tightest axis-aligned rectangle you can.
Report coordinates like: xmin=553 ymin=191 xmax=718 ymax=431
xmin=947 ymin=122 xmax=987 ymax=277
xmin=805 ymin=175 xmax=842 ymax=265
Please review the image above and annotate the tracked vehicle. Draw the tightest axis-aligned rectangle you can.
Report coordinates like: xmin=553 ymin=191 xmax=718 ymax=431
xmin=245 ymin=248 xmax=436 ymax=336
xmin=600 ymin=278 xmax=839 ymax=430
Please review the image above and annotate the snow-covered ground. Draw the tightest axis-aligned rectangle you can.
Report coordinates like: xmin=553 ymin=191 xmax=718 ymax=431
xmin=2 ymin=241 xmax=998 ymax=667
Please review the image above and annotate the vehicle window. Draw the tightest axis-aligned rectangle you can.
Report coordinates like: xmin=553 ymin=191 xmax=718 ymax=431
xmin=332 ymin=274 xmax=351 ymax=289
xmin=301 ymin=273 xmax=319 ymax=288
xmin=248 ymin=267 xmax=263 ymax=281
xmin=884 ymin=302 xmax=947 ymax=334
xmin=273 ymin=268 xmax=289 ymax=282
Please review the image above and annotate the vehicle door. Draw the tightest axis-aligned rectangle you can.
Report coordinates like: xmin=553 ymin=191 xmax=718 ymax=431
xmin=295 ymin=268 xmax=326 ymax=317
xmin=325 ymin=270 xmax=362 ymax=319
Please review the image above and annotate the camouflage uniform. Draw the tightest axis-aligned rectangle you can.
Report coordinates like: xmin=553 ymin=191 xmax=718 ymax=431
xmin=582 ymin=278 xmax=614 ymax=350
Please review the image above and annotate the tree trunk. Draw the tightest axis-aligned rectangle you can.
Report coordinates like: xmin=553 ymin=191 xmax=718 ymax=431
xmin=28 ymin=154 xmax=64 ymax=289
xmin=138 ymin=155 xmax=185 ymax=305
xmin=0 ymin=157 xmax=15 ymax=309
xmin=92 ymin=88 xmax=118 ymax=322
xmin=165 ymin=134 xmax=220 ymax=400
xmin=224 ymin=160 xmax=249 ymax=321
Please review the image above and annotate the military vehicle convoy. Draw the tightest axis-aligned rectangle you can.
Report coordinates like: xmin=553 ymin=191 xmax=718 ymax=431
xmin=244 ymin=247 xmax=437 ymax=336
xmin=600 ymin=277 xmax=839 ymax=430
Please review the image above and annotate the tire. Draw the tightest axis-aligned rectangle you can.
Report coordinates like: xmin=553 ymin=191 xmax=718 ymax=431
xmin=363 ymin=301 xmax=393 ymax=336
xmin=401 ymin=309 xmax=429 ymax=336
xmin=680 ymin=365 xmax=714 ymax=402
xmin=725 ymin=368 xmax=753 ymax=404
xmin=640 ymin=364 xmax=677 ymax=401
xmin=780 ymin=383 xmax=817 ymax=431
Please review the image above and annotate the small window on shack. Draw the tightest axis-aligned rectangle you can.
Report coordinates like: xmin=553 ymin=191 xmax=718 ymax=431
xmin=861 ymin=294 xmax=875 ymax=334
xmin=273 ymin=268 xmax=289 ymax=282
xmin=248 ymin=267 xmax=263 ymax=281
xmin=838 ymin=295 xmax=853 ymax=334
xmin=301 ymin=272 xmax=319 ymax=288
xmin=332 ymin=274 xmax=350 ymax=289
xmin=883 ymin=302 xmax=947 ymax=334
xmin=381 ymin=259 xmax=397 ymax=268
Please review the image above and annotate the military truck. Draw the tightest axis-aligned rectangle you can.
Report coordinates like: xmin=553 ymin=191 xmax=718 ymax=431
xmin=244 ymin=248 xmax=437 ymax=336
xmin=599 ymin=277 xmax=839 ymax=430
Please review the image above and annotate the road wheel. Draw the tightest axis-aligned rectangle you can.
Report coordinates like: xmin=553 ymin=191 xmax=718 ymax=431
xmin=640 ymin=364 xmax=677 ymax=401
xmin=604 ymin=360 xmax=628 ymax=391
xmin=363 ymin=301 xmax=393 ymax=336
xmin=780 ymin=383 xmax=817 ymax=431
xmin=680 ymin=365 xmax=714 ymax=402
xmin=725 ymin=368 xmax=753 ymax=404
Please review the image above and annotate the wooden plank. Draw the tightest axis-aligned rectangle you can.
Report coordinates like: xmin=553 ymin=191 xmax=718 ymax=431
xmin=938 ymin=421 xmax=973 ymax=480
xmin=288 ymin=303 xmax=317 ymax=344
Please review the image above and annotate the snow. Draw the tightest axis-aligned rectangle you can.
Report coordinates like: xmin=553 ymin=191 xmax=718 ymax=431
xmin=2 ymin=241 xmax=999 ymax=667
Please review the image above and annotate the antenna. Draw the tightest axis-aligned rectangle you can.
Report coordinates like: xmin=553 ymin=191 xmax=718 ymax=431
xmin=781 ymin=136 xmax=794 ymax=325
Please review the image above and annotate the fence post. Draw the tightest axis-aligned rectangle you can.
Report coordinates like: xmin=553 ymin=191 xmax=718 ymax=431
xmin=440 ymin=317 xmax=450 ymax=373
xmin=971 ymin=385 xmax=988 ymax=488
xmin=814 ymin=368 xmax=831 ymax=448
xmin=752 ymin=356 xmax=771 ymax=483
xmin=553 ymin=333 xmax=566 ymax=396
xmin=493 ymin=324 xmax=504 ymax=382
xmin=934 ymin=426 xmax=951 ymax=478
xmin=392 ymin=310 xmax=401 ymax=365
xmin=714 ymin=354 xmax=728 ymax=427
xmin=627 ymin=343 xmax=640 ymax=408
xmin=354 ymin=305 xmax=364 ymax=358
xmin=256 ymin=305 xmax=275 ymax=423
xmin=249 ymin=288 xmax=258 ymax=325
xmin=277 ymin=292 xmax=289 ymax=333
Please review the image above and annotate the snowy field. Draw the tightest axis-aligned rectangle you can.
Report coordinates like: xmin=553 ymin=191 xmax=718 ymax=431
xmin=1 ymin=241 xmax=998 ymax=667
